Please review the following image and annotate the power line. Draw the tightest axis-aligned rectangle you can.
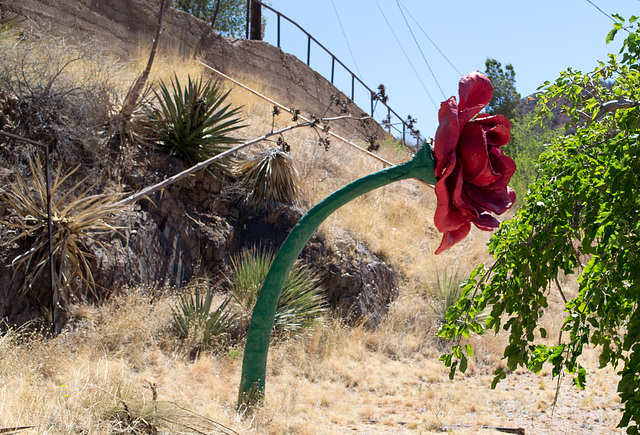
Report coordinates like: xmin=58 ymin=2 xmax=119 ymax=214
xmin=394 ymin=0 xmax=445 ymax=98
xmin=584 ymin=0 xmax=617 ymax=23
xmin=397 ymin=0 xmax=462 ymax=77
xmin=374 ymin=0 xmax=438 ymax=109
xmin=330 ymin=0 xmax=364 ymax=79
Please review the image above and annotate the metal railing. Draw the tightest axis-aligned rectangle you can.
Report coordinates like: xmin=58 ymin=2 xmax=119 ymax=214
xmin=245 ymin=0 xmax=423 ymax=146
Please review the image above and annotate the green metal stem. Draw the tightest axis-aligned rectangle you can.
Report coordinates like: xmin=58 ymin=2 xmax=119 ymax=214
xmin=238 ymin=144 xmax=436 ymax=406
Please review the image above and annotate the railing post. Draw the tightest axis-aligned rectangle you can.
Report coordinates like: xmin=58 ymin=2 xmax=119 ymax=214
xmin=250 ymin=0 xmax=263 ymax=40
xmin=331 ymin=57 xmax=335 ymax=84
xmin=245 ymin=0 xmax=250 ymax=39
xmin=370 ymin=94 xmax=374 ymax=117
xmin=248 ymin=1 xmax=419 ymax=150
xmin=351 ymin=75 xmax=354 ymax=100
xmin=403 ymin=122 xmax=406 ymax=144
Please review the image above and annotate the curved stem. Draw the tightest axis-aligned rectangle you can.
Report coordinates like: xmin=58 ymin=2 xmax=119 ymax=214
xmin=237 ymin=145 xmax=435 ymax=406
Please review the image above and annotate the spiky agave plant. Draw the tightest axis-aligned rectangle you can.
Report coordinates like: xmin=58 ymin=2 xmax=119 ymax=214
xmin=171 ymin=286 xmax=235 ymax=350
xmin=229 ymin=248 xmax=326 ymax=336
xmin=234 ymin=147 xmax=302 ymax=210
xmin=0 ymin=157 xmax=125 ymax=313
xmin=146 ymin=74 xmax=244 ymax=172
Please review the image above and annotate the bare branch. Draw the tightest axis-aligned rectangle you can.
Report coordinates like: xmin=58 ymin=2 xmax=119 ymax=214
xmin=120 ymin=0 xmax=167 ymax=117
xmin=591 ymin=98 xmax=640 ymax=124
xmin=116 ymin=114 xmax=367 ymax=206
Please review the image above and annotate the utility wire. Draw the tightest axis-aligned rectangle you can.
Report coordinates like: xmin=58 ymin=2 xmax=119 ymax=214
xmin=397 ymin=0 xmax=462 ymax=76
xmin=374 ymin=0 xmax=438 ymax=109
xmin=394 ymin=0 xmax=445 ymax=98
xmin=330 ymin=0 xmax=364 ymax=79
xmin=584 ymin=0 xmax=617 ymax=23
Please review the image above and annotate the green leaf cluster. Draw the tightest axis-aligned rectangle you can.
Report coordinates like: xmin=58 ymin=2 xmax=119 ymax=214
xmin=171 ymin=288 xmax=235 ymax=350
xmin=507 ymin=111 xmax=563 ymax=203
xmin=441 ymin=18 xmax=640 ymax=432
xmin=146 ymin=74 xmax=244 ymax=172
xmin=229 ymin=248 xmax=327 ymax=336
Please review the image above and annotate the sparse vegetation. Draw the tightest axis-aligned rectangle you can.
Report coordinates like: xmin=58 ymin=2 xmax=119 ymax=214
xmin=145 ymin=74 xmax=245 ymax=171
xmin=229 ymin=247 xmax=326 ymax=335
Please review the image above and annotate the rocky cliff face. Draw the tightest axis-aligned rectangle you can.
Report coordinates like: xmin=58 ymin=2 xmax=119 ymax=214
xmin=0 ymin=0 xmax=397 ymax=329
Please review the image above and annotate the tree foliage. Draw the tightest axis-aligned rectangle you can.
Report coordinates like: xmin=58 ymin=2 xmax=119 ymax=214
xmin=507 ymin=111 xmax=563 ymax=202
xmin=441 ymin=16 xmax=640 ymax=432
xmin=483 ymin=59 xmax=563 ymax=203
xmin=175 ymin=0 xmax=248 ymax=37
xmin=484 ymin=58 xmax=521 ymax=121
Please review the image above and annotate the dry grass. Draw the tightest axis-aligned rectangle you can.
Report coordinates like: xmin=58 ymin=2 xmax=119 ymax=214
xmin=0 ymin=284 xmax=624 ymax=434
xmin=0 ymin=35 xmax=626 ymax=434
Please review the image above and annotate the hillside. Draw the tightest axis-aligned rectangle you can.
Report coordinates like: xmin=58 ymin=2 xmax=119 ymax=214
xmin=0 ymin=1 xmax=627 ymax=434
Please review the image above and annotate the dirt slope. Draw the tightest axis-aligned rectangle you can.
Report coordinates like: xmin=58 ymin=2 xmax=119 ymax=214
xmin=3 ymin=0 xmax=386 ymax=142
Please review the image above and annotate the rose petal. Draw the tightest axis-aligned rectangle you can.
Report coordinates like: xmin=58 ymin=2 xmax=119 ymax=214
xmin=471 ymin=212 xmax=500 ymax=230
xmin=457 ymin=72 xmax=494 ymax=125
xmin=434 ymin=158 xmax=469 ymax=233
xmin=465 ymin=183 xmax=516 ymax=215
xmin=458 ymin=123 xmax=500 ymax=187
xmin=473 ymin=115 xmax=511 ymax=146
xmin=435 ymin=221 xmax=471 ymax=255
xmin=452 ymin=160 xmax=487 ymax=220
xmin=485 ymin=148 xmax=517 ymax=190
xmin=434 ymin=97 xmax=459 ymax=177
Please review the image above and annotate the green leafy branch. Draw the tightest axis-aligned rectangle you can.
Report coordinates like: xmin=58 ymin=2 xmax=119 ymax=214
xmin=440 ymin=17 xmax=640 ymax=431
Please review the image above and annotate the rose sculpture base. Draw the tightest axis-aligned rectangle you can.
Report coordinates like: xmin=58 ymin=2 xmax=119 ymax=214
xmin=237 ymin=143 xmax=437 ymax=407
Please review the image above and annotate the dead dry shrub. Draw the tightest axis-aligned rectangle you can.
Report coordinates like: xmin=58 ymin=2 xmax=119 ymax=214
xmin=0 ymin=33 xmax=125 ymax=154
xmin=233 ymin=146 xmax=302 ymax=211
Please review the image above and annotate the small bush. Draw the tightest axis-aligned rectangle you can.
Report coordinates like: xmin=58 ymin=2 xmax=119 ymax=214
xmin=171 ymin=286 xmax=234 ymax=352
xmin=0 ymin=157 xmax=124 ymax=317
xmin=145 ymin=74 xmax=244 ymax=171
xmin=426 ymin=269 xmax=489 ymax=330
xmin=425 ymin=269 xmax=465 ymax=327
xmin=234 ymin=147 xmax=302 ymax=210
xmin=229 ymin=248 xmax=326 ymax=336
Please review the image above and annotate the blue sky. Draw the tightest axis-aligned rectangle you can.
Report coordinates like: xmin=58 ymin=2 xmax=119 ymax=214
xmin=260 ymin=0 xmax=640 ymax=141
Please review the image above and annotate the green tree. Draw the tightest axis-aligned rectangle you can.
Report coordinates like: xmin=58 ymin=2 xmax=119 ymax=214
xmin=483 ymin=58 xmax=521 ymax=121
xmin=507 ymin=111 xmax=563 ymax=202
xmin=175 ymin=0 xmax=248 ymax=37
xmin=441 ymin=16 xmax=640 ymax=432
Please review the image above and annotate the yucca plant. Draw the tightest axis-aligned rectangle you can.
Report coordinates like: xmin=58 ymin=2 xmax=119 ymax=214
xmin=146 ymin=74 xmax=244 ymax=172
xmin=234 ymin=147 xmax=302 ymax=210
xmin=229 ymin=248 xmax=326 ymax=336
xmin=426 ymin=269 xmax=489 ymax=328
xmin=171 ymin=287 xmax=234 ymax=350
xmin=0 ymin=157 xmax=124 ymax=314
xmin=425 ymin=269 xmax=465 ymax=327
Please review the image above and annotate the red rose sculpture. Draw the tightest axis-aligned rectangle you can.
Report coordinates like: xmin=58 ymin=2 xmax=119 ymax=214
xmin=433 ymin=72 xmax=516 ymax=254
